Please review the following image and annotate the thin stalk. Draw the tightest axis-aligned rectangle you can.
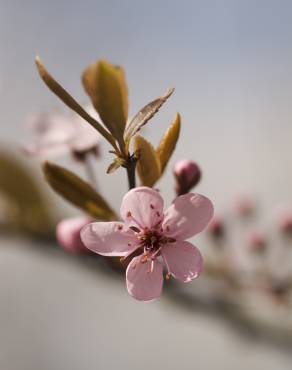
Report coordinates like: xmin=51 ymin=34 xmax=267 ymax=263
xmin=126 ymin=160 xmax=136 ymax=190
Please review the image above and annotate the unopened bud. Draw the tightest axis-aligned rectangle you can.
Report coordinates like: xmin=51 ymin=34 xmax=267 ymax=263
xmin=277 ymin=210 xmax=292 ymax=235
xmin=56 ymin=216 xmax=92 ymax=253
xmin=234 ymin=195 xmax=256 ymax=217
xmin=174 ymin=160 xmax=201 ymax=195
xmin=247 ymin=230 xmax=267 ymax=252
xmin=207 ymin=215 xmax=225 ymax=239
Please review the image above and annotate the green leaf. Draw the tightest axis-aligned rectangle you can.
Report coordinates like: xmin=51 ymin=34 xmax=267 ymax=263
xmin=124 ymin=88 xmax=174 ymax=145
xmin=82 ymin=59 xmax=128 ymax=145
xmin=156 ymin=112 xmax=181 ymax=174
xmin=106 ymin=157 xmax=125 ymax=174
xmin=43 ymin=162 xmax=117 ymax=221
xmin=0 ymin=151 xmax=56 ymax=236
xmin=134 ymin=136 xmax=161 ymax=187
xmin=35 ymin=56 xmax=117 ymax=149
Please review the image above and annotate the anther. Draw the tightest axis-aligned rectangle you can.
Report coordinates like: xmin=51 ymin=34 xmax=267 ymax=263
xmin=127 ymin=211 xmax=132 ymax=218
xmin=166 ymin=272 xmax=171 ymax=280
xmin=150 ymin=204 xmax=155 ymax=209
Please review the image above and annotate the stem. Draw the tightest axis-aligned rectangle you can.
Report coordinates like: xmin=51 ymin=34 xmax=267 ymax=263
xmin=85 ymin=153 xmax=98 ymax=190
xmin=126 ymin=161 xmax=136 ymax=190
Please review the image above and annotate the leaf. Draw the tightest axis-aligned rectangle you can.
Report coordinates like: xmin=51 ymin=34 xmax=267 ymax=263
xmin=156 ymin=112 xmax=181 ymax=174
xmin=134 ymin=136 xmax=161 ymax=187
xmin=43 ymin=162 xmax=117 ymax=221
xmin=124 ymin=88 xmax=174 ymax=145
xmin=35 ymin=56 xmax=117 ymax=149
xmin=106 ymin=157 xmax=125 ymax=174
xmin=0 ymin=150 xmax=56 ymax=236
xmin=82 ymin=59 xmax=128 ymax=145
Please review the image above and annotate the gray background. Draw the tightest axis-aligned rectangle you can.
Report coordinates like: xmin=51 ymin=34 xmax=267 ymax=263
xmin=1 ymin=0 xmax=292 ymax=369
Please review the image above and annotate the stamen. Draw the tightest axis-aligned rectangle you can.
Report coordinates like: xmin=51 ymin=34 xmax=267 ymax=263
xmin=118 ymin=225 xmax=123 ymax=230
xmin=130 ymin=226 xmax=140 ymax=233
xmin=166 ymin=272 xmax=171 ymax=280
xmin=156 ymin=211 xmax=160 ymax=217
xmin=127 ymin=211 xmax=132 ymax=218
xmin=140 ymin=254 xmax=148 ymax=263
xmin=150 ymin=204 xmax=155 ymax=209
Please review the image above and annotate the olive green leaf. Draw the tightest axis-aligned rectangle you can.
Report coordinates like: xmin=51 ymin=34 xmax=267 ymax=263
xmin=43 ymin=162 xmax=117 ymax=221
xmin=106 ymin=157 xmax=126 ymax=174
xmin=82 ymin=59 xmax=128 ymax=146
xmin=124 ymin=88 xmax=174 ymax=145
xmin=0 ymin=151 xmax=56 ymax=236
xmin=35 ymin=56 xmax=117 ymax=150
xmin=134 ymin=136 xmax=161 ymax=187
xmin=156 ymin=112 xmax=181 ymax=174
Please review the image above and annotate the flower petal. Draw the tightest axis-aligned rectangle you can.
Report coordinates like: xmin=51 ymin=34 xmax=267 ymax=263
xmin=120 ymin=187 xmax=164 ymax=229
xmin=80 ymin=222 xmax=138 ymax=256
xmin=161 ymin=241 xmax=203 ymax=282
xmin=162 ymin=193 xmax=214 ymax=240
xmin=126 ymin=256 xmax=163 ymax=301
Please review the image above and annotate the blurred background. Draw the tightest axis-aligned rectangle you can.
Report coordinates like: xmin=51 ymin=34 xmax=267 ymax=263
xmin=1 ymin=0 xmax=292 ymax=369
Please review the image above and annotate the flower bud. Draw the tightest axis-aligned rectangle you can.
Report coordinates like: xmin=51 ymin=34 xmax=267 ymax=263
xmin=56 ymin=216 xmax=92 ymax=253
xmin=234 ymin=195 xmax=256 ymax=217
xmin=174 ymin=160 xmax=201 ymax=195
xmin=207 ymin=215 xmax=225 ymax=239
xmin=247 ymin=230 xmax=267 ymax=252
xmin=277 ymin=211 xmax=292 ymax=235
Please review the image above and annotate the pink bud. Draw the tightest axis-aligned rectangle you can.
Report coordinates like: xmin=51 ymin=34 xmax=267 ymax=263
xmin=277 ymin=211 xmax=292 ymax=235
xmin=247 ymin=230 xmax=267 ymax=252
xmin=207 ymin=215 xmax=225 ymax=238
xmin=56 ymin=216 xmax=92 ymax=253
xmin=174 ymin=160 xmax=201 ymax=195
xmin=234 ymin=195 xmax=256 ymax=217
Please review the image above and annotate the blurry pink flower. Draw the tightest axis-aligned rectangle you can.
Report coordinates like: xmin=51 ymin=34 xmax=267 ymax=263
xmin=174 ymin=159 xmax=201 ymax=195
xmin=56 ymin=216 xmax=92 ymax=253
xmin=277 ymin=210 xmax=292 ymax=234
xmin=22 ymin=106 xmax=100 ymax=158
xmin=247 ymin=230 xmax=267 ymax=252
xmin=81 ymin=187 xmax=213 ymax=301
xmin=234 ymin=195 xmax=256 ymax=217
xmin=207 ymin=215 xmax=225 ymax=238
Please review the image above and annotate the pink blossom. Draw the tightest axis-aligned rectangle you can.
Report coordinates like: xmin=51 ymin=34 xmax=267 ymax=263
xmin=56 ymin=216 xmax=92 ymax=253
xmin=81 ymin=187 xmax=213 ymax=301
xmin=22 ymin=106 xmax=100 ymax=158
xmin=174 ymin=160 xmax=201 ymax=195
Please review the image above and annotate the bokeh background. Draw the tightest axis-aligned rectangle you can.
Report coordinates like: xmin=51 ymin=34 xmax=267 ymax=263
xmin=1 ymin=0 xmax=292 ymax=369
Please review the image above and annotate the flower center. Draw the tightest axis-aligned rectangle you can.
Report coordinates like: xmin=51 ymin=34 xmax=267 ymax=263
xmin=139 ymin=229 xmax=162 ymax=254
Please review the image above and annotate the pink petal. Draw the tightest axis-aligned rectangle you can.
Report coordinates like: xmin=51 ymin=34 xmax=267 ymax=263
xmin=163 ymin=193 xmax=214 ymax=240
xmin=126 ymin=256 xmax=163 ymax=301
xmin=80 ymin=222 xmax=139 ymax=256
xmin=161 ymin=241 xmax=203 ymax=282
xmin=56 ymin=216 xmax=91 ymax=253
xmin=120 ymin=187 xmax=164 ymax=229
